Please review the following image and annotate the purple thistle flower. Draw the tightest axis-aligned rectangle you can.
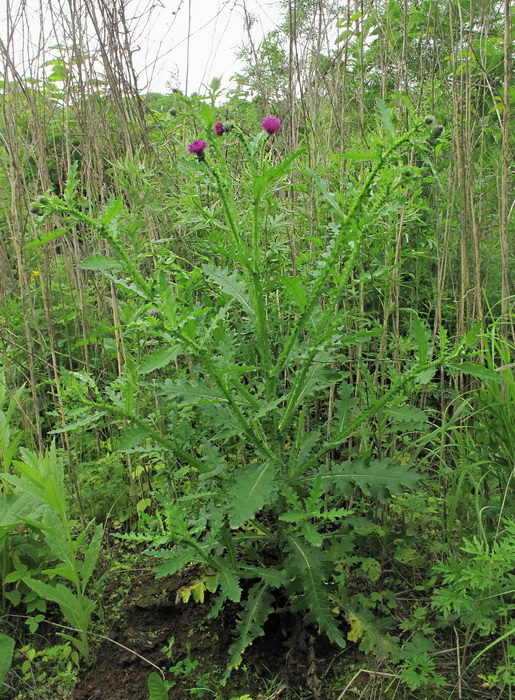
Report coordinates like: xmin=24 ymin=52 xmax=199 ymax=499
xmin=213 ymin=120 xmax=224 ymax=136
xmin=188 ymin=139 xmax=207 ymax=154
xmin=188 ymin=140 xmax=207 ymax=160
xmin=261 ymin=116 xmax=282 ymax=135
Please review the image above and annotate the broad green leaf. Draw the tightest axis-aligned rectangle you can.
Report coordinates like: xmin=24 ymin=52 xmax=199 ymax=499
xmin=0 ymin=633 xmax=15 ymax=696
xmin=200 ymin=101 xmax=214 ymax=125
xmin=0 ymin=492 xmax=49 ymax=528
xmin=147 ymin=671 xmax=168 ymax=700
xmin=80 ymin=524 xmax=103 ymax=591
xmin=226 ymin=461 xmax=279 ymax=529
xmin=203 ymin=265 xmax=255 ymax=319
xmin=139 ymin=346 xmax=182 ymax=374
xmin=23 ymin=578 xmax=85 ymax=630
xmin=79 ymin=255 xmax=123 ymax=272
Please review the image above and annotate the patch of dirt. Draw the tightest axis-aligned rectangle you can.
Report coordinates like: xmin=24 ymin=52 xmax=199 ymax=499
xmin=71 ymin=569 xmax=323 ymax=700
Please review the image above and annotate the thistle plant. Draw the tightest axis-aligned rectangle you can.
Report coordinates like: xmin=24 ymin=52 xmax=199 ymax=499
xmin=27 ymin=101 xmax=484 ymax=680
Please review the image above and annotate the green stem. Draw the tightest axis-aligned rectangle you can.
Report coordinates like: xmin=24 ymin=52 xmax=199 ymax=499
xmin=273 ymin=121 xmax=427 ymax=378
xmin=303 ymin=343 xmax=466 ymax=476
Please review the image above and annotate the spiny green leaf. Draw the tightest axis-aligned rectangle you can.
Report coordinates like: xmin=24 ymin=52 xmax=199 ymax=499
xmin=238 ymin=565 xmax=286 ymax=588
xmin=64 ymin=162 xmax=79 ymax=202
xmin=309 ymin=458 xmax=421 ymax=503
xmin=284 ymin=352 xmax=340 ymax=416
xmin=117 ymin=427 xmax=154 ymax=451
xmin=286 ymin=537 xmax=345 ymax=647
xmin=159 ymin=378 xmax=226 ymax=406
xmin=375 ymin=98 xmax=395 ymax=138
xmin=101 ymin=195 xmax=123 ymax=228
xmin=49 ymin=412 xmax=105 ymax=435
xmin=215 ymin=563 xmax=242 ymax=603
xmin=383 ymin=404 xmax=429 ymax=428
xmin=447 ymin=361 xmax=502 ymax=382
xmin=226 ymin=461 xmax=279 ymax=529
xmin=344 ymin=600 xmax=398 ymax=659
xmin=223 ymin=583 xmax=274 ymax=682
xmin=154 ymin=547 xmax=200 ymax=578
xmin=203 ymin=265 xmax=254 ymax=319
xmin=139 ymin=346 xmax=183 ymax=374
xmin=411 ymin=312 xmax=431 ymax=365
xmin=25 ymin=226 xmax=72 ymax=249
xmin=282 ymin=275 xmax=307 ymax=310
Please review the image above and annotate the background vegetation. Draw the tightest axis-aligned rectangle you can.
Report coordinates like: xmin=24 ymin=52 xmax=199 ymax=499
xmin=0 ymin=0 xmax=513 ymax=698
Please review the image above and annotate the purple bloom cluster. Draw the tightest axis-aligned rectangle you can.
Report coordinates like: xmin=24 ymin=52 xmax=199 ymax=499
xmin=261 ymin=116 xmax=282 ymax=135
xmin=188 ymin=139 xmax=207 ymax=160
xmin=213 ymin=121 xmax=224 ymax=136
xmin=188 ymin=139 xmax=207 ymax=154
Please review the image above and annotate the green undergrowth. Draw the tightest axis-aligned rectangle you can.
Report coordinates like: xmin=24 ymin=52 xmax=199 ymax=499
xmin=0 ymin=93 xmax=513 ymax=699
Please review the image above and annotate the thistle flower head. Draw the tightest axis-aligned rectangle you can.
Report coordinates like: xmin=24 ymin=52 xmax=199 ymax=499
xmin=424 ymin=115 xmax=435 ymax=125
xmin=213 ymin=120 xmax=224 ymax=136
xmin=29 ymin=204 xmax=42 ymax=215
xmin=222 ymin=121 xmax=233 ymax=133
xmin=188 ymin=140 xmax=207 ymax=160
xmin=261 ymin=116 xmax=282 ymax=135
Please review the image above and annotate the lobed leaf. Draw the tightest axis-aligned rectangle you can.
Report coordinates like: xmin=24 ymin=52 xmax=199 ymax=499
xmin=305 ymin=458 xmax=421 ymax=503
xmin=285 ymin=536 xmax=345 ymax=647
xmin=223 ymin=583 xmax=274 ymax=682
xmin=226 ymin=461 xmax=279 ymax=529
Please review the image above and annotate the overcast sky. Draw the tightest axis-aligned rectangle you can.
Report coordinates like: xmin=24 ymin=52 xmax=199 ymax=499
xmin=128 ymin=0 xmax=284 ymax=94
xmin=0 ymin=0 xmax=283 ymax=96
